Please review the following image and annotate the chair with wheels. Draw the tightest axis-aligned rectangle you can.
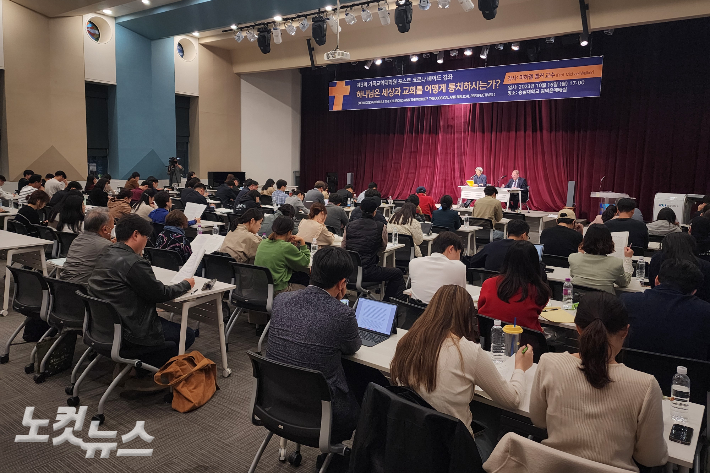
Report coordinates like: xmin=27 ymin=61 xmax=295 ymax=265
xmin=259 ymin=194 xmax=273 ymax=206
xmin=70 ymin=291 xmax=168 ymax=425
xmin=477 ymin=314 xmax=548 ymax=363
xmin=202 ymin=253 xmax=237 ymax=350
xmin=0 ymin=268 xmax=50 ymax=368
xmin=346 ymin=251 xmax=381 ymax=302
xmin=469 ymin=218 xmax=494 ymax=245
xmin=144 ymin=247 xmax=183 ymax=271
xmin=541 ymin=254 xmax=570 ymax=268
xmin=34 ymin=225 xmax=60 ymax=259
xmin=431 ymin=225 xmax=450 ymax=234
xmin=246 ymin=351 xmax=350 ymax=473
xmin=7 ymin=219 xmax=28 ymax=234
xmin=230 ymin=263 xmax=274 ymax=353
xmin=326 ymin=225 xmax=339 ymax=235
xmin=389 ymin=233 xmax=415 ymax=275
xmin=503 ymin=212 xmax=526 ymax=221
xmin=466 ymin=267 xmax=500 ymax=286
xmin=171 ymin=197 xmax=185 ymax=210
xmin=201 ymin=212 xmax=222 ymax=222
xmin=34 ymin=278 xmax=86 ymax=384
xmin=56 ymin=232 xmax=79 ymax=258
xmin=150 ymin=222 xmax=164 ymax=246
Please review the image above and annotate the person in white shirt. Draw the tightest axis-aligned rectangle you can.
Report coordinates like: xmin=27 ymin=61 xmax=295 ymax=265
xmin=43 ymin=171 xmax=67 ymax=198
xmin=409 ymin=231 xmax=467 ymax=304
xmin=0 ymin=175 xmax=15 ymax=201
xmin=18 ymin=174 xmax=43 ymax=206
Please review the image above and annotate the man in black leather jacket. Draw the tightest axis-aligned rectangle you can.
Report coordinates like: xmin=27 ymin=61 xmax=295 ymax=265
xmin=88 ymin=214 xmax=196 ymax=368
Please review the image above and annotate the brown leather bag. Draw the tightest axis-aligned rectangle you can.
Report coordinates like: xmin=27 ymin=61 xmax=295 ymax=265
xmin=154 ymin=351 xmax=218 ymax=413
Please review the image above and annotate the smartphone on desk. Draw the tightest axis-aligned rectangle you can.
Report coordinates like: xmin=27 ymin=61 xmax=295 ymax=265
xmin=669 ymin=424 xmax=693 ymax=445
xmin=201 ymin=278 xmax=217 ymax=291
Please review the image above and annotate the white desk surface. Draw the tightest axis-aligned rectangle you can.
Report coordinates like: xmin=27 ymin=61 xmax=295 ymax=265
xmin=648 ymin=241 xmax=661 ymax=251
xmin=190 ymin=221 xmax=224 ymax=229
xmin=0 ymin=209 xmax=18 ymax=216
xmin=546 ymin=266 xmax=647 ymax=293
xmin=0 ymin=230 xmax=53 ymax=250
xmin=345 ymin=330 xmax=703 ymax=467
xmin=152 ymin=266 xmax=235 ymax=302
xmin=455 ymin=225 xmax=483 ymax=233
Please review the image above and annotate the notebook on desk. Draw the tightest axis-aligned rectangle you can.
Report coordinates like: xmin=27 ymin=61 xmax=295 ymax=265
xmin=355 ymin=298 xmax=398 ymax=347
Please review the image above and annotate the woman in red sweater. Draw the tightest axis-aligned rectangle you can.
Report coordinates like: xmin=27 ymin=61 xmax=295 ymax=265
xmin=477 ymin=241 xmax=551 ymax=332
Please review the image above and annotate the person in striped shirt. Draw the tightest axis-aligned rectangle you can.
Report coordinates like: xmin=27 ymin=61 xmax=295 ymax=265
xmin=18 ymin=174 xmax=43 ymax=206
xmin=272 ymin=179 xmax=289 ymax=207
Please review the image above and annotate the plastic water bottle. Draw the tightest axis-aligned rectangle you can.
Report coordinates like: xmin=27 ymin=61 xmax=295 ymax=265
xmin=197 ymin=222 xmax=202 ymax=235
xmin=562 ymin=278 xmax=573 ymax=309
xmin=491 ymin=320 xmax=506 ymax=364
xmin=212 ymin=225 xmax=219 ymax=235
xmin=671 ymin=366 xmax=690 ymax=423
xmin=348 ymin=198 xmax=352 ymax=207
xmin=457 ymin=197 xmax=462 ymax=207
xmin=388 ymin=196 xmax=393 ymax=205
xmin=392 ymin=228 xmax=399 ymax=245
xmin=311 ymin=238 xmax=318 ymax=255
xmin=636 ymin=258 xmax=645 ymax=282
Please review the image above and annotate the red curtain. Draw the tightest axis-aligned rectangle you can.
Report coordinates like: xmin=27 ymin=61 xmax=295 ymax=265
xmin=300 ymin=19 xmax=710 ymax=220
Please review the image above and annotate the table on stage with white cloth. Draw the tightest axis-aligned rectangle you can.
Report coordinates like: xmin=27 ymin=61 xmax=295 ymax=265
xmin=459 ymin=186 xmax=522 ymax=205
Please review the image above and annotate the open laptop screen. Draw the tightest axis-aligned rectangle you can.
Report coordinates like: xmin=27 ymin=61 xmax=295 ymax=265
xmin=534 ymin=244 xmax=544 ymax=262
xmin=355 ymin=299 xmax=397 ymax=336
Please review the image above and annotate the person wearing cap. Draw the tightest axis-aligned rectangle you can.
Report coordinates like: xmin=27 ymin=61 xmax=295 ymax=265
xmin=539 ymin=209 xmax=584 ymax=258
xmin=692 ymin=195 xmax=710 ymax=219
xmin=471 ymin=167 xmax=487 ymax=187
xmin=415 ymin=186 xmax=436 ymax=218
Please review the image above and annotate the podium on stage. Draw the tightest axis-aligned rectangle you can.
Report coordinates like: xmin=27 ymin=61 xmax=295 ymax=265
xmin=590 ymin=192 xmax=629 ymax=215
xmin=653 ymin=193 xmax=700 ymax=225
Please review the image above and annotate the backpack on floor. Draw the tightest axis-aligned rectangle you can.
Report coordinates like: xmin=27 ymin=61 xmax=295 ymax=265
xmin=154 ymin=351 xmax=218 ymax=413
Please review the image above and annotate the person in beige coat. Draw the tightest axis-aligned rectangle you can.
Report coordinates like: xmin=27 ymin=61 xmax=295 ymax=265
xmin=387 ymin=202 xmax=424 ymax=257
xmin=220 ymin=208 xmax=264 ymax=264
xmin=297 ymin=203 xmax=335 ymax=247
xmin=107 ymin=189 xmax=133 ymax=221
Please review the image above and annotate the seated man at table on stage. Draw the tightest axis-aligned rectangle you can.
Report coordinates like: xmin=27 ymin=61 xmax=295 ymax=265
xmin=471 ymin=166 xmax=487 ymax=187
xmin=343 ymin=197 xmax=405 ymax=301
xmin=466 ymin=219 xmax=544 ymax=277
xmin=604 ymin=198 xmax=649 ymax=251
xmin=622 ymin=258 xmax=710 ymax=361
xmin=472 ymin=185 xmax=504 ymax=240
xmin=539 ymin=209 xmax=584 ymax=258
xmin=503 ymin=170 xmax=528 ymax=211
xmin=409 ymin=232 xmax=466 ymax=304
xmin=88 ymin=214 xmax=196 ymax=386
xmin=266 ymin=246 xmax=362 ymax=445
xmin=61 ymin=208 xmax=115 ymax=285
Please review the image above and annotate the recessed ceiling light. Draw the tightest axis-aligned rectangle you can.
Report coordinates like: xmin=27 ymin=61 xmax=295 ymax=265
xmin=231 ymin=24 xmax=237 ymax=30
xmin=274 ymin=15 xmax=283 ymax=22
xmin=142 ymin=0 xmax=150 ymax=5
xmin=325 ymin=5 xmax=333 ymax=11
xmin=102 ymin=9 xmax=112 ymax=14
xmin=192 ymin=31 xmax=200 ymax=37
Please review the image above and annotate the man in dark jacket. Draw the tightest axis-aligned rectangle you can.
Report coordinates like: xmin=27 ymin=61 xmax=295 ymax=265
xmin=350 ymin=190 xmax=387 ymax=224
xmin=605 ymin=198 xmax=649 ymax=250
xmin=336 ymin=184 xmax=355 ymax=204
xmin=88 ymin=214 xmax=196 ymax=370
xmin=266 ymin=246 xmax=361 ymax=444
xmin=215 ymin=179 xmax=238 ymax=207
xmin=325 ymin=193 xmax=350 ymax=235
xmin=539 ymin=209 xmax=584 ymax=258
xmin=343 ymin=198 xmax=405 ymax=301
xmin=235 ymin=178 xmax=259 ymax=201
xmin=503 ymin=170 xmax=528 ymax=211
xmin=48 ymin=181 xmax=83 ymax=207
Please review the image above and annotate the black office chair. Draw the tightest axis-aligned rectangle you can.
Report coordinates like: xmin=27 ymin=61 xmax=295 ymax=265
xmin=262 ymin=207 xmax=275 ymax=215
xmin=201 ymin=212 xmax=222 ymax=223
xmin=150 ymin=222 xmax=164 ymax=246
xmin=346 ymin=251 xmax=381 ymax=301
xmin=0 ymin=268 xmax=51 ymax=367
xmin=477 ymin=314 xmax=548 ymax=363
xmin=171 ymin=197 xmax=185 ymax=210
xmin=548 ymin=279 xmax=602 ymax=302
xmin=466 ymin=267 xmax=500 ymax=286
xmin=631 ymin=246 xmax=645 ymax=257
xmin=202 ymin=253 xmax=237 ymax=349
xmin=34 ymin=225 xmax=59 ymax=259
xmin=326 ymin=225 xmax=339 ymax=235
xmin=56 ymin=232 xmax=79 ymax=258
xmin=503 ymin=212 xmax=526 ymax=221
xmin=246 ymin=351 xmax=350 ymax=473
xmin=230 ymin=263 xmax=275 ymax=353
xmin=259 ymin=194 xmax=273 ymax=206
xmin=34 ymin=279 xmax=86 ymax=384
xmin=389 ymin=297 xmax=427 ymax=330
xmin=541 ymin=254 xmax=570 ymax=268
xmin=389 ymin=233 xmax=415 ymax=274
xmin=469 ymin=217 xmax=494 ymax=244
xmin=7 ymin=219 xmax=28 ymax=234
xmin=392 ymin=199 xmax=407 ymax=210
xmin=648 ymin=234 xmax=665 ymax=244
xmin=70 ymin=292 xmax=167 ymax=425
xmin=431 ymin=225 xmax=450 ymax=234
xmin=144 ymin=247 xmax=183 ymax=271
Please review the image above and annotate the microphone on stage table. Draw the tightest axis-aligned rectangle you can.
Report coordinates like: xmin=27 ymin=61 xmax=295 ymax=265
xmin=599 ymin=175 xmax=606 ymax=192
xmin=497 ymin=175 xmax=507 ymax=186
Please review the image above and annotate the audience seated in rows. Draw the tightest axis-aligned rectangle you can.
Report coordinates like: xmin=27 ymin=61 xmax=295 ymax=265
xmin=131 ymin=188 xmax=157 ymax=221
xmin=155 ymin=210 xmax=193 ymax=264
xmin=623 ymin=258 xmax=710 ymax=361
xmin=647 ymin=232 xmax=710 ymax=302
xmin=431 ymin=195 xmax=461 ymax=231
xmin=123 ymin=172 xmax=141 ymax=190
xmin=472 ymin=185 xmax=504 ymax=239
xmin=15 ymin=190 xmax=49 ymax=237
xmin=260 ymin=178 xmax=276 ymax=196
xmin=108 ymin=189 xmax=133 ymax=222
xmin=349 ymin=189 xmax=387 ymax=224
xmin=467 ymin=219 xmax=534 ymax=272
xmin=271 ymin=179 xmax=289 ymax=207
xmin=530 ymin=292 xmax=668 ymax=471
xmin=304 ymin=180 xmax=327 ymax=206
xmin=391 ymin=285 xmax=533 ymax=443
xmin=88 ymin=214 xmax=195 ymax=389
xmin=89 ymin=178 xmax=110 ymax=207
xmin=387 ymin=203 xmax=424 ymax=257
xmin=324 ymin=193 xmax=349 ymax=235
xmin=18 ymin=174 xmax=42 ymax=206
xmin=259 ymin=203 xmax=299 ymax=237
xmin=409 ymin=232 xmax=466 ymax=304
xmin=266 ymin=246 xmax=362 ymax=445
xmin=285 ymin=188 xmax=307 ymax=214
xmin=298 ymin=203 xmax=335 ymax=246
xmin=343 ymin=197 xmax=405 ymax=301
xmin=149 ymin=191 xmax=197 ymax=226
xmin=254 ymin=216 xmax=311 ymax=295
xmin=220 ymin=208 xmax=264 ymax=264
xmin=48 ymin=181 xmax=82 ymax=207
xmin=61 ymin=208 xmax=114 ymax=285
xmin=415 ymin=186 xmax=437 ymax=219
xmin=478 ymin=241 xmax=551 ymax=332
xmin=646 ymin=207 xmax=682 ymax=237
xmin=43 ymin=171 xmax=67 ymax=198
xmin=50 ymin=193 xmax=85 ymax=234
xmin=689 ymin=216 xmax=710 ymax=262
xmin=215 ymin=179 xmax=239 ymax=207
xmin=568 ymin=224 xmax=633 ymax=293
xmin=336 ymin=184 xmax=355 ymax=203
xmin=357 ymin=182 xmax=377 ymax=203
xmin=604 ymin=198 xmax=649 ymax=250
xmin=539 ymin=209 xmax=583 ymax=258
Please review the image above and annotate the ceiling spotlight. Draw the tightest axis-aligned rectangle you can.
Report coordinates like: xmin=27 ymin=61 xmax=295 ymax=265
xmin=257 ymin=26 xmax=271 ymax=54
xmin=395 ymin=0 xmax=413 ymax=33
xmin=511 ymin=42 xmax=520 ymax=51
xmin=364 ymin=60 xmax=374 ymax=69
xmin=285 ymin=21 xmax=297 ymax=35
xmin=374 ymin=58 xmax=383 ymax=65
xmin=299 ymin=17 xmax=310 ymax=32
xmin=192 ymin=31 xmax=199 ymax=37
xmin=478 ymin=0 xmax=499 ymax=19
xmin=311 ymin=15 xmax=327 ymax=46
xmin=459 ymin=0 xmax=474 ymax=12
xmin=410 ymin=54 xmax=419 ymax=62
xmin=325 ymin=5 xmax=333 ymax=11
xmin=480 ymin=45 xmax=489 ymax=59
xmin=450 ymin=49 xmax=458 ymax=57
xmin=102 ymin=9 xmax=112 ymax=14
xmin=273 ymin=15 xmax=283 ymax=22
xmin=378 ymin=4 xmax=391 ymax=25
xmin=272 ymin=25 xmax=282 ymax=44
xmin=437 ymin=0 xmax=451 ymax=7
xmin=345 ymin=9 xmax=358 ymax=25
xmin=246 ymin=29 xmax=257 ymax=42
xmin=546 ymin=37 xmax=555 ymax=43
xmin=604 ymin=29 xmax=614 ymax=35
xmin=579 ymin=34 xmax=589 ymax=46
xmin=419 ymin=0 xmax=431 ymax=10
xmin=437 ymin=51 xmax=444 ymax=63
xmin=234 ymin=31 xmax=243 ymax=42
xmin=142 ymin=0 xmax=150 ymax=5
xmin=361 ymin=6 xmax=373 ymax=21
xmin=495 ymin=43 xmax=504 ymax=50
xmin=327 ymin=15 xmax=341 ymax=33
xmin=463 ymin=48 xmax=472 ymax=56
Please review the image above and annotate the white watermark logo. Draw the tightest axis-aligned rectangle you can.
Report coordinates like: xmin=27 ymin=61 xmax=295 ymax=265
xmin=15 ymin=407 xmax=154 ymax=458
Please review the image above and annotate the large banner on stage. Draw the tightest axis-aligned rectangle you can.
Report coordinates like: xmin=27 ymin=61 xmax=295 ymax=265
xmin=329 ymin=56 xmax=603 ymax=111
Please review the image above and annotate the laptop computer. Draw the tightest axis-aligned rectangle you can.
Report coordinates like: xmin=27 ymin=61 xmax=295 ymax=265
xmin=420 ymin=222 xmax=432 ymax=235
xmin=534 ymin=244 xmax=544 ymax=261
xmin=355 ymin=298 xmax=398 ymax=347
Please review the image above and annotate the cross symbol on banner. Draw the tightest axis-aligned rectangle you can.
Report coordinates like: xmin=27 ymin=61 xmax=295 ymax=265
xmin=329 ymin=81 xmax=351 ymax=111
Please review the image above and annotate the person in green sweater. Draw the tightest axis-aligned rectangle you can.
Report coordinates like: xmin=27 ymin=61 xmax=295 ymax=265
xmin=255 ymin=216 xmax=311 ymax=294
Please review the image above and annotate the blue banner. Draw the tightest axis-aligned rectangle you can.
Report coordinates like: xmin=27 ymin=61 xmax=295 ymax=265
xmin=329 ymin=56 xmax=603 ymax=111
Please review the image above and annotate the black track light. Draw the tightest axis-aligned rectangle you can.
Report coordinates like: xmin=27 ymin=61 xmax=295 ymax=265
xmin=478 ymin=0 xmax=499 ymax=20
xmin=312 ymin=14 xmax=327 ymax=46
xmin=257 ymin=26 xmax=271 ymax=54
xmin=395 ymin=0 xmax=413 ymax=33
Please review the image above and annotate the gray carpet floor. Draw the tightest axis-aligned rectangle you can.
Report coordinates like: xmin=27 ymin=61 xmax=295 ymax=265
xmin=0 ymin=269 xmax=324 ymax=472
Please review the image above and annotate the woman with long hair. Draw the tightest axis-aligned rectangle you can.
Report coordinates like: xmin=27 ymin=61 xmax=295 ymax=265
xmin=477 ymin=241 xmax=551 ymax=331
xmin=220 ymin=208 xmax=264 ymax=264
xmin=85 ymin=175 xmax=97 ymax=192
xmin=296 ymin=203 xmax=335 ymax=246
xmin=131 ymin=187 xmax=157 ymax=221
xmin=431 ymin=194 xmax=462 ymax=231
xmin=646 ymin=207 xmax=681 ymax=236
xmin=391 ymin=285 xmax=533 ymax=437
xmin=52 ymin=193 xmax=85 ymax=233
xmin=388 ymin=202 xmax=424 ymax=257
xmin=89 ymin=178 xmax=109 ymax=207
xmin=530 ymin=292 xmax=667 ymax=471
xmin=568 ymin=224 xmax=633 ymax=293
xmin=647 ymin=232 xmax=710 ymax=302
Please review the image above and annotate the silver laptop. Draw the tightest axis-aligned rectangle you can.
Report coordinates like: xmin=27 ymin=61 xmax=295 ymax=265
xmin=355 ymin=298 xmax=398 ymax=347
